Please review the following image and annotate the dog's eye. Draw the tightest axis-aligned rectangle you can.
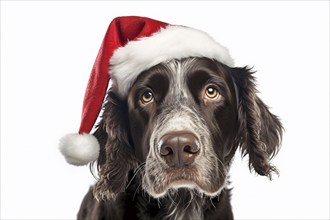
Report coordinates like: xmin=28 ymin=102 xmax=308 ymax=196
xmin=205 ymin=86 xmax=219 ymax=99
xmin=140 ymin=91 xmax=154 ymax=104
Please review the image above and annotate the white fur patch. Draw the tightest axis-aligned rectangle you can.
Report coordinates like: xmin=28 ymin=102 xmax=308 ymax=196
xmin=110 ymin=25 xmax=234 ymax=98
xmin=59 ymin=133 xmax=99 ymax=166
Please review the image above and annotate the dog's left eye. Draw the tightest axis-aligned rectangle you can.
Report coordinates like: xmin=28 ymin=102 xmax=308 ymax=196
xmin=140 ymin=91 xmax=154 ymax=104
xmin=205 ymin=86 xmax=220 ymax=100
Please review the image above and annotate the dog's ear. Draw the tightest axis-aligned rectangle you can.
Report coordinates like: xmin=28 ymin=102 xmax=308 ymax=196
xmin=231 ymin=67 xmax=283 ymax=178
xmin=92 ymin=90 xmax=137 ymax=200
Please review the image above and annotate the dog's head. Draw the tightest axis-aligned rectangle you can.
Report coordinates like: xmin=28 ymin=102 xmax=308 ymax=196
xmin=93 ymin=57 xmax=283 ymax=200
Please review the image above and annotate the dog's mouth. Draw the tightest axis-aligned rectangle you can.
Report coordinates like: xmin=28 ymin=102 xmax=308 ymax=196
xmin=143 ymin=165 xmax=225 ymax=199
xmin=165 ymin=167 xmax=198 ymax=184
xmin=163 ymin=167 xmax=203 ymax=192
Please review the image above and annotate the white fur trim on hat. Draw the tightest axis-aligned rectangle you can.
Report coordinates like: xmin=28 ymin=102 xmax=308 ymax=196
xmin=59 ymin=133 xmax=100 ymax=166
xmin=110 ymin=25 xmax=234 ymax=98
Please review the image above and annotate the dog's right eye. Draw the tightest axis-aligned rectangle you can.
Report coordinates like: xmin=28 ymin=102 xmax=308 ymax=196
xmin=140 ymin=91 xmax=154 ymax=104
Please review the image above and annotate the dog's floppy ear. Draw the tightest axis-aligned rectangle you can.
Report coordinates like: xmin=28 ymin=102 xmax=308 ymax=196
xmin=231 ymin=67 xmax=283 ymax=178
xmin=92 ymin=90 xmax=137 ymax=200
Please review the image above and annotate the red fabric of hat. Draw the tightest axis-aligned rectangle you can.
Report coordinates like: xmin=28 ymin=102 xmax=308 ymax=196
xmin=80 ymin=16 xmax=168 ymax=135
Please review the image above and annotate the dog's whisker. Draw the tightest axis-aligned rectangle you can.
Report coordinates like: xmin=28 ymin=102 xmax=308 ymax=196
xmin=134 ymin=162 xmax=146 ymax=173
xmin=215 ymin=157 xmax=228 ymax=180
xmin=126 ymin=163 xmax=146 ymax=190
xmin=132 ymin=182 xmax=142 ymax=201
xmin=183 ymin=192 xmax=195 ymax=211
xmin=209 ymin=197 xmax=216 ymax=209
xmin=157 ymin=198 xmax=162 ymax=209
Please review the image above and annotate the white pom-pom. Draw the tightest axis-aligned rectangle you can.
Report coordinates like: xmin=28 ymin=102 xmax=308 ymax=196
xmin=59 ymin=133 xmax=100 ymax=166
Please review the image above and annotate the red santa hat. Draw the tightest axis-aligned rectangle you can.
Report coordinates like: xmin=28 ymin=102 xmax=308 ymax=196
xmin=59 ymin=16 xmax=234 ymax=166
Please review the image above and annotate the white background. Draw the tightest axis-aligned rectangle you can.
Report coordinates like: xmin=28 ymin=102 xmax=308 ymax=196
xmin=1 ymin=1 xmax=329 ymax=219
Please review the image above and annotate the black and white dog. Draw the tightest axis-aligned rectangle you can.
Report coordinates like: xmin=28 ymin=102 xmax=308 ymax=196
xmin=59 ymin=16 xmax=283 ymax=220
xmin=77 ymin=57 xmax=283 ymax=219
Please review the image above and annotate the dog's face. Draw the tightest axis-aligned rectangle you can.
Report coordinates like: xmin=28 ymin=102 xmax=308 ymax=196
xmin=93 ymin=57 xmax=282 ymax=201
xmin=127 ymin=58 xmax=238 ymax=198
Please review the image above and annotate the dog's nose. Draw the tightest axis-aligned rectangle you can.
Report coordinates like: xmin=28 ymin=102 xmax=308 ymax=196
xmin=159 ymin=132 xmax=200 ymax=167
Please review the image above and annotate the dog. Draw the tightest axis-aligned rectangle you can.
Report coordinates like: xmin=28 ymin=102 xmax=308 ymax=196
xmin=77 ymin=57 xmax=283 ymax=219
